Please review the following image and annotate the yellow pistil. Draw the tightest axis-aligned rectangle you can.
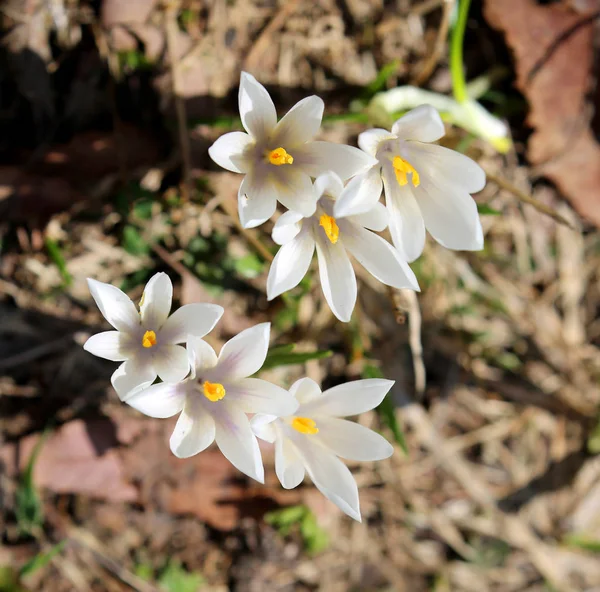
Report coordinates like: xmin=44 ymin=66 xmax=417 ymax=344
xmin=292 ymin=417 xmax=319 ymax=435
xmin=392 ymin=156 xmax=420 ymax=187
xmin=267 ymin=147 xmax=294 ymax=166
xmin=142 ymin=330 xmax=157 ymax=348
xmin=319 ymin=214 xmax=340 ymax=244
xmin=203 ymin=381 xmax=226 ymax=402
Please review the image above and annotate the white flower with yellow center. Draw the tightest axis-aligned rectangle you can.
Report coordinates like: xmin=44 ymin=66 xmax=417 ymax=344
xmin=333 ymin=105 xmax=486 ymax=262
xmin=83 ymin=273 xmax=223 ymax=399
xmin=124 ymin=323 xmax=298 ymax=483
xmin=208 ymin=72 xmax=377 ymax=229
xmin=267 ymin=171 xmax=419 ymax=322
xmin=251 ymin=377 xmax=395 ymax=521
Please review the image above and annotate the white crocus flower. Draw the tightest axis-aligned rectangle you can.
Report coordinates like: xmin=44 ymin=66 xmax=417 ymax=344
xmin=334 ymin=105 xmax=486 ymax=262
xmin=266 ymin=171 xmax=419 ymax=322
xmin=208 ymin=72 xmax=377 ymax=229
xmin=83 ymin=273 xmax=223 ymax=399
xmin=124 ymin=323 xmax=298 ymax=483
xmin=251 ymin=377 xmax=395 ymax=522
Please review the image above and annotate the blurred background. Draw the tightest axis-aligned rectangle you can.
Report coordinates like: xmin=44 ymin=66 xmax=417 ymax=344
xmin=1 ymin=0 xmax=600 ymax=590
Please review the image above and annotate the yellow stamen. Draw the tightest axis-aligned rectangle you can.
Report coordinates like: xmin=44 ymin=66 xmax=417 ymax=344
xmin=142 ymin=330 xmax=157 ymax=348
xmin=267 ymin=147 xmax=294 ymax=166
xmin=292 ymin=417 xmax=319 ymax=435
xmin=392 ymin=156 xmax=420 ymax=187
xmin=319 ymin=214 xmax=340 ymax=244
xmin=203 ymin=381 xmax=226 ymax=402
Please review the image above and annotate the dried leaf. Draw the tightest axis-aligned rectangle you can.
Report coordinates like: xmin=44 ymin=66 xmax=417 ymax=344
xmin=484 ymin=0 xmax=600 ymax=226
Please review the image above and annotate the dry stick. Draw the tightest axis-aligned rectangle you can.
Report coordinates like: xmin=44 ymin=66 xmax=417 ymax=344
xmin=219 ymin=196 xmax=275 ymax=262
xmin=164 ymin=1 xmax=192 ymax=201
xmin=411 ymin=0 xmax=456 ymax=86
xmin=399 ymin=289 xmax=426 ymax=397
xmin=484 ymin=167 xmax=576 ymax=230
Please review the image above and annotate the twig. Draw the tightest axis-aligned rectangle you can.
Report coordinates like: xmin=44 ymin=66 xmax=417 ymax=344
xmin=164 ymin=0 xmax=192 ymax=201
xmin=0 ymin=336 xmax=73 ymax=371
xmin=484 ymin=168 xmax=576 ymax=230
xmin=411 ymin=0 xmax=456 ymax=86
xmin=219 ymin=196 xmax=274 ymax=262
xmin=244 ymin=0 xmax=301 ymax=71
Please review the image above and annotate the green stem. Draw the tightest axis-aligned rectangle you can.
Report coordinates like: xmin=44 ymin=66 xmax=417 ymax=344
xmin=450 ymin=0 xmax=471 ymax=104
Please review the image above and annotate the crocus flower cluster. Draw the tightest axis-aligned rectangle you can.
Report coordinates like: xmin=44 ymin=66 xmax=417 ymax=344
xmin=83 ymin=73 xmax=486 ymax=522
xmin=84 ymin=273 xmax=394 ymax=521
xmin=209 ymin=72 xmax=485 ymax=321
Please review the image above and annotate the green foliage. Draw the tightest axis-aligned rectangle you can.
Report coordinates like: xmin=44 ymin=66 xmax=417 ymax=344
xmin=260 ymin=344 xmax=332 ymax=372
xmin=450 ymin=0 xmax=472 ymax=103
xmin=19 ymin=541 xmax=66 ymax=578
xmin=477 ymin=203 xmax=502 ymax=216
xmin=15 ymin=432 xmax=48 ymax=536
xmin=564 ymin=533 xmax=600 ymax=553
xmin=265 ymin=506 xmax=328 ymax=554
xmin=469 ymin=535 xmax=511 ymax=568
xmin=234 ymin=253 xmax=264 ymax=279
xmin=122 ymin=225 xmax=150 ymax=256
xmin=0 ymin=567 xmax=26 ymax=592
xmin=117 ymin=50 xmax=154 ymax=74
xmin=45 ymin=238 xmax=72 ymax=287
xmin=363 ymin=60 xmax=401 ymax=99
xmin=273 ymin=277 xmax=312 ymax=331
xmin=362 ymin=364 xmax=408 ymax=454
xmin=158 ymin=560 xmax=205 ymax=592
xmin=587 ymin=413 xmax=600 ymax=454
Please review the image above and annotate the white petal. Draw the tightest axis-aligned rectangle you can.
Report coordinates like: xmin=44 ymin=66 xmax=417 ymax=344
xmin=314 ymin=171 xmax=344 ymax=201
xmin=239 ymin=71 xmax=277 ymax=141
xmin=381 ymin=164 xmax=426 ymax=262
xmin=87 ymin=278 xmax=139 ymax=333
xmin=358 ymin=128 xmax=394 ymax=157
xmin=267 ymin=229 xmax=315 ymax=300
xmin=83 ymin=331 xmax=131 ymax=362
xmin=315 ymin=417 xmax=393 ymax=461
xmin=238 ymin=172 xmax=278 ymax=229
xmin=153 ymin=344 xmax=190 ymax=383
xmin=272 ymin=168 xmax=317 ymax=217
xmin=250 ymin=414 xmax=278 ymax=443
xmin=342 ymin=223 xmax=419 ymax=291
xmin=300 ymin=378 xmax=394 ymax=417
xmin=275 ymin=433 xmax=305 ymax=489
xmin=186 ymin=336 xmax=218 ymax=377
xmin=214 ymin=401 xmax=265 ymax=482
xmin=124 ymin=380 xmax=186 ymax=418
xmin=391 ymin=104 xmax=445 ymax=142
xmin=140 ymin=272 xmax=172 ymax=329
xmin=272 ymin=210 xmax=304 ymax=246
xmin=347 ymin=202 xmax=388 ymax=232
xmin=111 ymin=359 xmax=157 ymax=401
xmin=293 ymin=141 xmax=378 ymax=181
xmin=170 ymin=398 xmax=216 ymax=458
xmin=289 ymin=377 xmax=322 ymax=405
xmin=296 ymin=436 xmax=361 ymax=521
xmin=315 ymin=235 xmax=357 ymax=323
xmin=406 ymin=142 xmax=486 ymax=193
xmin=160 ymin=303 xmax=224 ymax=344
xmin=224 ymin=378 xmax=299 ymax=415
xmin=272 ymin=95 xmax=324 ymax=147
xmin=413 ymin=174 xmax=484 ymax=252
xmin=214 ymin=323 xmax=271 ymax=381
xmin=208 ymin=131 xmax=253 ymax=174
xmin=333 ymin=168 xmax=383 ymax=218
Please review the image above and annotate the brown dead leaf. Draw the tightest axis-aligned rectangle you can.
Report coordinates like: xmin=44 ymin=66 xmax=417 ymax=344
xmin=101 ymin=0 xmax=158 ymax=27
xmin=484 ymin=0 xmax=600 ymax=226
xmin=0 ymin=419 xmax=137 ymax=502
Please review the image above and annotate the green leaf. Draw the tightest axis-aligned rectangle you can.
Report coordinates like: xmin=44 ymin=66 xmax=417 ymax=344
xmin=158 ymin=560 xmax=205 ymax=592
xmin=15 ymin=431 xmax=50 ymax=536
xmin=19 ymin=541 xmax=66 ymax=578
xmin=564 ymin=534 xmax=600 ymax=553
xmin=265 ymin=505 xmax=307 ymax=531
xmin=234 ymin=253 xmax=264 ymax=279
xmin=300 ymin=513 xmax=329 ymax=555
xmin=45 ymin=238 xmax=72 ymax=287
xmin=363 ymin=60 xmax=401 ymax=99
xmin=260 ymin=346 xmax=332 ymax=371
xmin=122 ymin=225 xmax=150 ymax=256
xmin=363 ymin=364 xmax=408 ymax=454
xmin=477 ymin=203 xmax=502 ymax=216
xmin=265 ymin=506 xmax=328 ymax=554
xmin=0 ymin=566 xmax=26 ymax=592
